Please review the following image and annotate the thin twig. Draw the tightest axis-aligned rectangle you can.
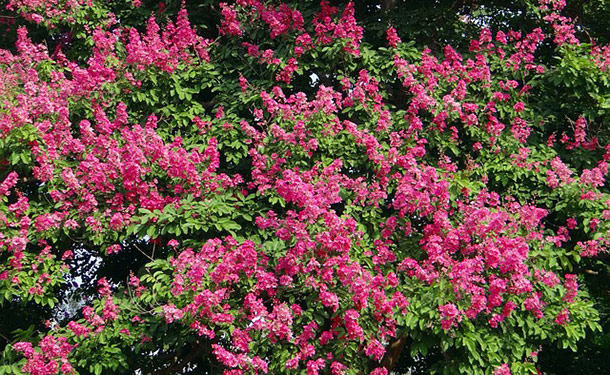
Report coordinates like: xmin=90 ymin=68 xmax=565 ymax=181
xmin=134 ymin=242 xmax=154 ymax=261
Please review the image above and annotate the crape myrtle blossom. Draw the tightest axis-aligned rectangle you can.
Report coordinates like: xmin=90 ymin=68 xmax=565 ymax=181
xmin=1 ymin=0 xmax=608 ymax=375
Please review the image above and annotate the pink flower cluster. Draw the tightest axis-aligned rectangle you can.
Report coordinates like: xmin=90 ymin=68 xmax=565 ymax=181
xmin=14 ymin=336 xmax=75 ymax=375
xmin=3 ymin=1 xmax=609 ymax=374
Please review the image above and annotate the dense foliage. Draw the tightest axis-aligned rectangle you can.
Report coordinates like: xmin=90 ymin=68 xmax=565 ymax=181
xmin=1 ymin=0 xmax=610 ymax=374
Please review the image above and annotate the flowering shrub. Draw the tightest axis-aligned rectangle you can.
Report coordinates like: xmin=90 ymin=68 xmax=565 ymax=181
xmin=1 ymin=1 xmax=609 ymax=375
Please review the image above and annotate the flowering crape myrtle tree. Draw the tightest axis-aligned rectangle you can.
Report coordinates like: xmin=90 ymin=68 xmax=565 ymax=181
xmin=1 ymin=0 xmax=610 ymax=374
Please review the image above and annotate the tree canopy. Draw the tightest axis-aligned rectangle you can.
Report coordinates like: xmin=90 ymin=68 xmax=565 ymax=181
xmin=1 ymin=1 xmax=610 ymax=374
